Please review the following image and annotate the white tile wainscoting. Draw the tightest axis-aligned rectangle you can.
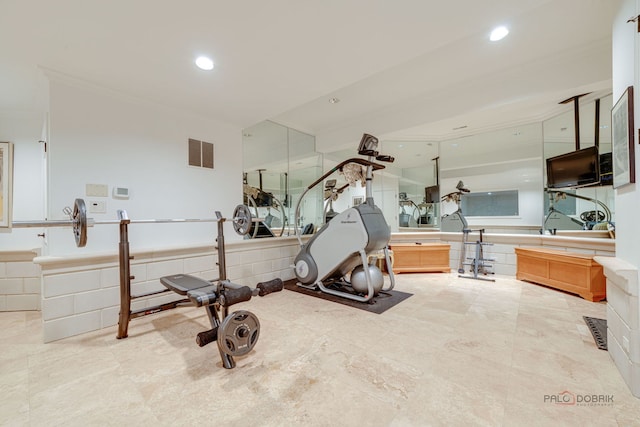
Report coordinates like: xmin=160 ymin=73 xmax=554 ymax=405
xmin=395 ymin=232 xmax=615 ymax=276
xmin=3 ymin=232 xmax=615 ymax=343
xmin=35 ymin=238 xmax=300 ymax=343
xmin=0 ymin=250 xmax=41 ymax=311
xmin=595 ymin=256 xmax=640 ymax=398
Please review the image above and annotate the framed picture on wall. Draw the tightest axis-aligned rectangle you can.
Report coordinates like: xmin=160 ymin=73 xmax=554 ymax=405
xmin=0 ymin=142 xmax=14 ymax=228
xmin=611 ymin=86 xmax=635 ymax=189
xmin=352 ymin=196 xmax=364 ymax=206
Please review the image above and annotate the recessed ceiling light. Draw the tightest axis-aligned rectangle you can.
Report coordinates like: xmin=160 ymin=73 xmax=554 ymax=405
xmin=195 ymin=56 xmax=214 ymax=71
xmin=329 ymin=97 xmax=340 ymax=104
xmin=489 ymin=26 xmax=509 ymax=41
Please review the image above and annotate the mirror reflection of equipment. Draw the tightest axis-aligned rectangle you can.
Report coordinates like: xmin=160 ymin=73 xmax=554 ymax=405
xmin=544 ymin=189 xmax=614 ymax=236
xmin=398 ymin=192 xmax=420 ymax=228
xmin=440 ymin=181 xmax=470 ymax=232
xmin=242 ymin=169 xmax=286 ymax=238
xmin=323 ymin=179 xmax=350 ymax=223
xmin=293 ymin=134 xmax=396 ymax=303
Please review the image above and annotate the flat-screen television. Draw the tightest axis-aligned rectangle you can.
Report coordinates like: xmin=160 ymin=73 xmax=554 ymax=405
xmin=425 ymin=185 xmax=439 ymax=203
xmin=546 ymin=146 xmax=600 ymax=189
xmin=599 ymin=152 xmax=613 ymax=186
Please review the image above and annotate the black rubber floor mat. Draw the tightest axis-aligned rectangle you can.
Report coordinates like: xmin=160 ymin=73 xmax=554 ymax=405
xmin=583 ymin=316 xmax=608 ymax=350
xmin=283 ymin=279 xmax=412 ymax=314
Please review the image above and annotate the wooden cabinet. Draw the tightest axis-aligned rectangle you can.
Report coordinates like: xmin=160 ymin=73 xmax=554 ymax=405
xmin=514 ymin=247 xmax=606 ymax=302
xmin=390 ymin=243 xmax=451 ymax=274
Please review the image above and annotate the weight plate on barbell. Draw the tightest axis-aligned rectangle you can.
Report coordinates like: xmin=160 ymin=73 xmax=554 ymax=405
xmin=73 ymin=198 xmax=88 ymax=247
xmin=217 ymin=310 xmax=260 ymax=357
xmin=232 ymin=204 xmax=252 ymax=236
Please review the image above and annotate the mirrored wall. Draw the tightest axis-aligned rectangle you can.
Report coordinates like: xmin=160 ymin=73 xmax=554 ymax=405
xmin=382 ymin=141 xmax=440 ymax=230
xmin=438 ymin=123 xmax=545 ymax=233
xmin=243 ymin=94 xmax=615 ymax=238
xmin=542 ymin=94 xmax=614 ymax=235
xmin=242 ymin=121 xmax=322 ymax=238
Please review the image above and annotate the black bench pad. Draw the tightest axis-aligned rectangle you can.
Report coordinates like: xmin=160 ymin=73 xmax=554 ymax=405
xmin=160 ymin=274 xmax=212 ymax=295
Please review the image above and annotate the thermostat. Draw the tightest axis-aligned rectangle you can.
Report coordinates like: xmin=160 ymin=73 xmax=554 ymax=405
xmin=113 ymin=187 xmax=130 ymax=199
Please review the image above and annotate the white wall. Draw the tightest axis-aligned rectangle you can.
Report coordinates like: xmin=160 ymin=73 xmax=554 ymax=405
xmin=44 ymin=77 xmax=243 ymax=255
xmin=0 ymin=111 xmax=47 ymax=250
xmin=612 ymin=0 xmax=640 ymax=266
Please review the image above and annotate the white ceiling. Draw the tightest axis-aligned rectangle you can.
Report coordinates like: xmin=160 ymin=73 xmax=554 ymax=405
xmin=0 ymin=0 xmax=621 ymax=151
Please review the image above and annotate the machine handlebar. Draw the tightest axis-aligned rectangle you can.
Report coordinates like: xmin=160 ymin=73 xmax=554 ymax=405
xmin=376 ymin=155 xmax=395 ymax=163
xmin=306 ymin=158 xmax=386 ymax=191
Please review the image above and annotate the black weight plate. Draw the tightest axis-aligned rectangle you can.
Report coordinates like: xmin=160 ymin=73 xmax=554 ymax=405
xmin=232 ymin=204 xmax=252 ymax=236
xmin=217 ymin=310 xmax=260 ymax=357
xmin=73 ymin=198 xmax=88 ymax=247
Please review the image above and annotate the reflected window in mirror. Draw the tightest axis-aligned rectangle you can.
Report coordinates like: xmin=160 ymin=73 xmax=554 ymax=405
xmin=461 ymin=190 xmax=519 ymax=216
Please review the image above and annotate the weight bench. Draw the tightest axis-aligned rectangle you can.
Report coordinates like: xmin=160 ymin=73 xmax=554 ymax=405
xmin=160 ymin=273 xmax=283 ymax=369
xmin=115 ymin=210 xmax=283 ymax=369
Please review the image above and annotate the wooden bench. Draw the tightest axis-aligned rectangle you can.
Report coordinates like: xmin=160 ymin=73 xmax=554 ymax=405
xmin=514 ymin=247 xmax=606 ymax=302
xmin=390 ymin=243 xmax=451 ymax=274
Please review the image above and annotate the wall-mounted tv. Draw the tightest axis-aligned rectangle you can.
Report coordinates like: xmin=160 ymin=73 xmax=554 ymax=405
xmin=599 ymin=152 xmax=613 ymax=186
xmin=546 ymin=145 xmax=600 ymax=189
xmin=425 ymin=185 xmax=439 ymax=203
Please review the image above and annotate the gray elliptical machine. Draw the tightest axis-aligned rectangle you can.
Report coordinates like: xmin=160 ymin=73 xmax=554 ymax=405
xmin=293 ymin=134 xmax=396 ymax=303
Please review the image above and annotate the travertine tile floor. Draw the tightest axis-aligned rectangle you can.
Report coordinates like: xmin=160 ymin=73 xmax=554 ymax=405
xmin=2 ymin=272 xmax=639 ymax=426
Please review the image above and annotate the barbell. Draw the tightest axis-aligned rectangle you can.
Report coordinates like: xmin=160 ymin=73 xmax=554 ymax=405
xmin=10 ymin=198 xmax=256 ymax=247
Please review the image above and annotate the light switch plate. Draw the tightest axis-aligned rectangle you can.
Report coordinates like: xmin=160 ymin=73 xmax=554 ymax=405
xmin=86 ymin=184 xmax=108 ymax=197
xmin=89 ymin=200 xmax=106 ymax=213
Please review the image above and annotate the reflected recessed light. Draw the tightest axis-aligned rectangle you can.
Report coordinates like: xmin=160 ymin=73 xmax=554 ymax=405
xmin=195 ymin=56 xmax=214 ymax=70
xmin=398 ymin=144 xmax=404 ymax=148
xmin=329 ymin=97 xmax=340 ymax=104
xmin=490 ymin=26 xmax=509 ymax=41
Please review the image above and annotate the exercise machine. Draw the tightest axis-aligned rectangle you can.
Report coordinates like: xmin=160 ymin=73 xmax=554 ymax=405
xmin=398 ymin=193 xmax=420 ymax=227
xmin=459 ymin=229 xmax=495 ymax=281
xmin=323 ymin=179 xmax=349 ymax=223
xmin=243 ymin=170 xmax=286 ymax=238
xmin=440 ymin=181 xmax=470 ymax=232
xmin=416 ymin=201 xmax=436 ymax=226
xmin=440 ymin=183 xmax=497 ymax=276
xmin=293 ymin=133 xmax=396 ymax=303
xmin=543 ymin=189 xmax=613 ymax=235
xmin=115 ymin=209 xmax=284 ymax=369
